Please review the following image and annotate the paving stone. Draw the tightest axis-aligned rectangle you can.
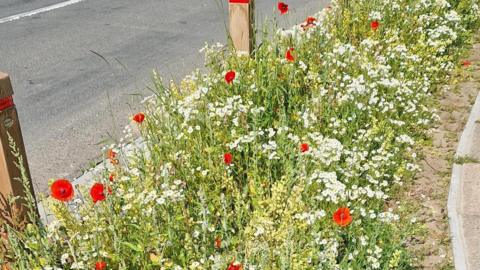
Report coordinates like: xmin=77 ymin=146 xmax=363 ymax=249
xmin=469 ymin=124 xmax=480 ymax=160
xmin=461 ymin=213 xmax=480 ymax=270
xmin=460 ymin=164 xmax=480 ymax=216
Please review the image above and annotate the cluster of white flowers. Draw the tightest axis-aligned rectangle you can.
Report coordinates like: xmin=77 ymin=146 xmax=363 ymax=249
xmin=309 ymin=171 xmax=347 ymax=203
xmin=294 ymin=210 xmax=327 ymax=225
xmin=307 ymin=133 xmax=343 ymax=166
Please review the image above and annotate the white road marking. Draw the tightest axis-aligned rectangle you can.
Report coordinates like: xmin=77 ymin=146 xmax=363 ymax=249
xmin=0 ymin=0 xmax=85 ymax=24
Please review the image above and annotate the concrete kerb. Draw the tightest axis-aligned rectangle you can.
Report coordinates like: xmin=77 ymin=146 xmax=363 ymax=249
xmin=448 ymin=92 xmax=480 ymax=270
xmin=448 ymin=164 xmax=468 ymax=270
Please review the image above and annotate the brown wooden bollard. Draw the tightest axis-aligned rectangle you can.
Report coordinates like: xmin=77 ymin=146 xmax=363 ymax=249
xmin=0 ymin=72 xmax=37 ymax=223
xmin=229 ymin=0 xmax=255 ymax=54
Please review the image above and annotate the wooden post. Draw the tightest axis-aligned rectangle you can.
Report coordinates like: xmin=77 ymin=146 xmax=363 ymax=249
xmin=229 ymin=0 xmax=255 ymax=54
xmin=0 ymin=71 xmax=37 ymax=223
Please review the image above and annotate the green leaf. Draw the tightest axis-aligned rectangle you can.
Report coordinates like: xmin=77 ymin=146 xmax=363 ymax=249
xmin=122 ymin=242 xmax=143 ymax=252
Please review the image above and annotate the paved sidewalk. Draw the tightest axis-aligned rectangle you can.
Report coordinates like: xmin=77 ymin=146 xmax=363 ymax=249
xmin=448 ymin=39 xmax=480 ymax=270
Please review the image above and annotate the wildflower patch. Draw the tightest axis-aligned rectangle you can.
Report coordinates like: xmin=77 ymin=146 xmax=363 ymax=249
xmin=1 ymin=0 xmax=479 ymax=269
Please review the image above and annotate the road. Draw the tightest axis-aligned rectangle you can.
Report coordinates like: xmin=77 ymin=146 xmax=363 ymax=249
xmin=0 ymin=0 xmax=328 ymax=193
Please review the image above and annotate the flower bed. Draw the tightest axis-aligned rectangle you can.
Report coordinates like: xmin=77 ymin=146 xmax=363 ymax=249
xmin=1 ymin=0 xmax=479 ymax=269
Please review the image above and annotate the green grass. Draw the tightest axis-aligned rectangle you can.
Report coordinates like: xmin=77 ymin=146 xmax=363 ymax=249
xmin=453 ymin=155 xmax=480 ymax=164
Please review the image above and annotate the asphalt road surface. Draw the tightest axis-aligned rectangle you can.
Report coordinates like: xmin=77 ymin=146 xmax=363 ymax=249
xmin=0 ymin=0 xmax=329 ymax=193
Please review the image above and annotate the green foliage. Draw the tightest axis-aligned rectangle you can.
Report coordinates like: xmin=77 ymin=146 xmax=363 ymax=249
xmin=1 ymin=0 xmax=478 ymax=269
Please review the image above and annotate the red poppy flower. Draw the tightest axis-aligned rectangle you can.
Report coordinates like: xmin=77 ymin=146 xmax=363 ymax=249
xmin=106 ymin=149 xmax=116 ymax=160
xmin=333 ymin=207 xmax=352 ymax=227
xmin=225 ymin=70 xmax=236 ymax=84
xmin=300 ymin=143 xmax=309 ymax=153
xmin=306 ymin=16 xmax=316 ymax=25
xmin=95 ymin=261 xmax=107 ymax=270
xmin=51 ymin=179 xmax=74 ymax=202
xmin=286 ymin=47 xmax=295 ymax=62
xmin=301 ymin=17 xmax=317 ymax=30
xmin=109 ymin=173 xmax=116 ymax=182
xmin=224 ymin=152 xmax=233 ymax=165
xmin=214 ymin=237 xmax=222 ymax=249
xmin=278 ymin=2 xmax=289 ymax=15
xmin=462 ymin=60 xmax=472 ymax=67
xmin=370 ymin=20 xmax=380 ymax=31
xmin=133 ymin=112 xmax=145 ymax=124
xmin=107 ymin=149 xmax=119 ymax=165
xmin=90 ymin=183 xmax=111 ymax=203
xmin=227 ymin=261 xmax=243 ymax=270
